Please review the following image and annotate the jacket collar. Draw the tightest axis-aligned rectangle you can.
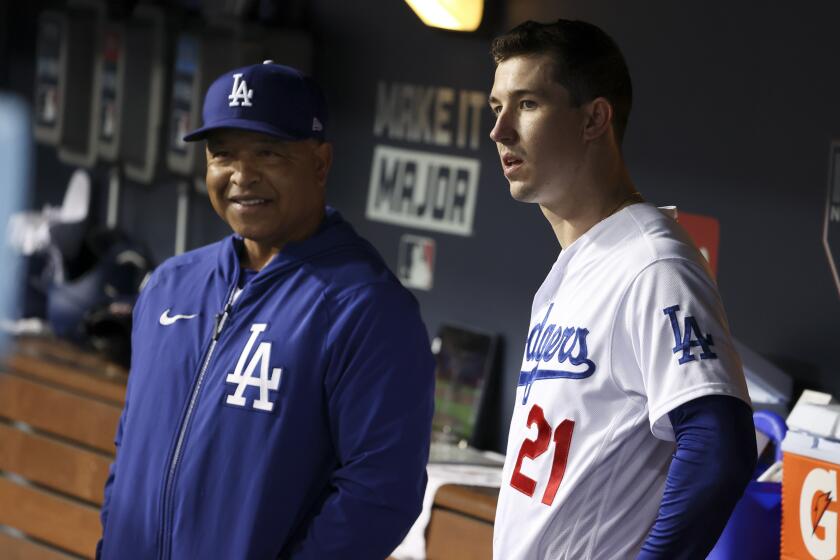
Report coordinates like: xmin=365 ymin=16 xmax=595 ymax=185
xmin=217 ymin=206 xmax=358 ymax=289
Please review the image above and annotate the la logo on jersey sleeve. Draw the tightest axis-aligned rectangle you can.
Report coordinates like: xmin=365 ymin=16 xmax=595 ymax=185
xmin=662 ymin=305 xmax=718 ymax=365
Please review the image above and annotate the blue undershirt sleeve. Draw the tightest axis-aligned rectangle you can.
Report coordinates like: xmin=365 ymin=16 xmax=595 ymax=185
xmin=637 ymin=395 xmax=756 ymax=559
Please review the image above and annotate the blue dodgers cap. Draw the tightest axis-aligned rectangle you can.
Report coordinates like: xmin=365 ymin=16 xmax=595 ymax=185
xmin=183 ymin=61 xmax=327 ymax=142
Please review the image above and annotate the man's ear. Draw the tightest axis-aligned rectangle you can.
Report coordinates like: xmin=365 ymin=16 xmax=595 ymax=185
xmin=312 ymin=141 xmax=334 ymax=186
xmin=582 ymin=97 xmax=614 ymax=142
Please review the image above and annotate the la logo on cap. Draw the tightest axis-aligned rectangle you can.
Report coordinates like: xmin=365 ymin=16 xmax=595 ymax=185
xmin=228 ymin=73 xmax=254 ymax=107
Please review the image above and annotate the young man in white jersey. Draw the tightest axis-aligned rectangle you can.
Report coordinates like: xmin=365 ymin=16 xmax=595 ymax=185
xmin=488 ymin=20 xmax=756 ymax=559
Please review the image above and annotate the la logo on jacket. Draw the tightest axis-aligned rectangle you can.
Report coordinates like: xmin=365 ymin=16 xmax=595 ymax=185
xmin=225 ymin=323 xmax=282 ymax=412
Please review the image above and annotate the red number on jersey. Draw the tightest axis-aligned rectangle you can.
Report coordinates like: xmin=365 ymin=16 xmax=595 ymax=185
xmin=542 ymin=418 xmax=574 ymax=505
xmin=510 ymin=404 xmax=551 ymax=497
xmin=509 ymin=404 xmax=575 ymax=507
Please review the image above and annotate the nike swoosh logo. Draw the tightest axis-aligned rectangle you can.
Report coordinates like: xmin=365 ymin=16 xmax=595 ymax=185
xmin=159 ymin=309 xmax=198 ymax=326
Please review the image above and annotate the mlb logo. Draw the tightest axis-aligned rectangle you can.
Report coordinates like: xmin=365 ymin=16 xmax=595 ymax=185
xmin=397 ymin=234 xmax=435 ymax=291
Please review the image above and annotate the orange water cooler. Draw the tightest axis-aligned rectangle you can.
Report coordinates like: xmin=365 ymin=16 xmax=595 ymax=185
xmin=781 ymin=430 xmax=840 ymax=559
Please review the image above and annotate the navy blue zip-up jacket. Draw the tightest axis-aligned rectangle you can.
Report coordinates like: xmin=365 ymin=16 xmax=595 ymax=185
xmin=98 ymin=208 xmax=435 ymax=559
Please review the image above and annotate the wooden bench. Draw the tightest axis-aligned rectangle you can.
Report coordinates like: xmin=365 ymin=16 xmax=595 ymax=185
xmin=0 ymin=336 xmax=127 ymax=559
xmin=426 ymin=485 xmax=498 ymax=559
xmin=0 ymin=337 xmax=500 ymax=560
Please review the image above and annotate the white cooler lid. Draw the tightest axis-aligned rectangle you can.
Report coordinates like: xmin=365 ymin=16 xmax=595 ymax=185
xmin=782 ymin=430 xmax=840 ymax=463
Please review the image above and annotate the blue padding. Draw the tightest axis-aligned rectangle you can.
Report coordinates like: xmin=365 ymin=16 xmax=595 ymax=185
xmin=753 ymin=410 xmax=787 ymax=462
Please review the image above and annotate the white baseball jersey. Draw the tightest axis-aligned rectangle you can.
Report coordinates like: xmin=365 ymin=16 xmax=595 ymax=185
xmin=493 ymin=203 xmax=750 ymax=560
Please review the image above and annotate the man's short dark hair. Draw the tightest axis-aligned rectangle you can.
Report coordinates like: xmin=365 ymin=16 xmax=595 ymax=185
xmin=491 ymin=19 xmax=632 ymax=144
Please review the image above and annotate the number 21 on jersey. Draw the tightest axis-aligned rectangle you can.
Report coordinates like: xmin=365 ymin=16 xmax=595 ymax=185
xmin=510 ymin=404 xmax=575 ymax=506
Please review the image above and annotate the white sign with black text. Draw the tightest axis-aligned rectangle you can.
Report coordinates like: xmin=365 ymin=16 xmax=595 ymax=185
xmin=366 ymin=81 xmax=485 ymax=237
xmin=367 ymin=146 xmax=478 ymax=236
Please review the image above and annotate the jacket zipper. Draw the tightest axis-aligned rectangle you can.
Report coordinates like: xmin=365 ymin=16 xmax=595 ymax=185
xmin=158 ymin=292 xmax=235 ymax=560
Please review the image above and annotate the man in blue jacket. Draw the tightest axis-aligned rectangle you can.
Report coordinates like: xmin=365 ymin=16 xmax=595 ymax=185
xmin=98 ymin=61 xmax=436 ymax=559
